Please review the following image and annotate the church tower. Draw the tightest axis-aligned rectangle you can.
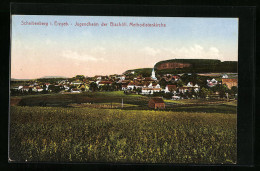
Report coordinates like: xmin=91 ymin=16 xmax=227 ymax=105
xmin=151 ymin=68 xmax=157 ymax=80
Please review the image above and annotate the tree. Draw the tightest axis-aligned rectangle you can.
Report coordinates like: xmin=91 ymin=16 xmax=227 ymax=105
xmin=159 ymin=78 xmax=167 ymax=89
xmin=111 ymin=82 xmax=117 ymax=91
xmin=75 ymin=75 xmax=85 ymax=81
xmin=199 ymin=87 xmax=210 ymax=98
xmin=179 ymin=92 xmax=184 ymax=98
xmin=136 ymin=88 xmax=142 ymax=94
xmin=218 ymin=84 xmax=229 ymax=98
xmin=231 ymin=86 xmax=238 ymax=95
xmin=89 ymin=82 xmax=98 ymax=92
xmin=42 ymin=84 xmax=48 ymax=94
xmin=177 ymin=79 xmax=184 ymax=87
xmin=190 ymin=89 xmax=196 ymax=99
xmin=28 ymin=87 xmax=33 ymax=94
xmin=164 ymin=92 xmax=173 ymax=99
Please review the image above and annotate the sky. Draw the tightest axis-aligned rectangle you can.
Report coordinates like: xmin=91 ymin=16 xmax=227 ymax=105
xmin=11 ymin=15 xmax=238 ymax=79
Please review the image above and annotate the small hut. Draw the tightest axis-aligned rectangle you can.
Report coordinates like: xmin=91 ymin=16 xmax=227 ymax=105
xmin=148 ymin=97 xmax=165 ymax=109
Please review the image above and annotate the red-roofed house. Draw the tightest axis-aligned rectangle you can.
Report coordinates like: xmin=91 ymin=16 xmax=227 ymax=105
xmin=121 ymin=84 xmax=128 ymax=90
xmin=222 ymin=78 xmax=238 ymax=89
xmin=148 ymin=97 xmax=165 ymax=109
xmin=164 ymin=85 xmax=177 ymax=93
xmin=127 ymin=82 xmax=135 ymax=90
xmin=98 ymin=81 xmax=112 ymax=87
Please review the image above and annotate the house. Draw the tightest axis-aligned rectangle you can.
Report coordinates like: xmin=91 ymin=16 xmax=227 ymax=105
xmin=148 ymin=83 xmax=153 ymax=88
xmin=164 ymin=85 xmax=177 ymax=93
xmin=148 ymin=97 xmax=165 ymax=109
xmin=207 ymin=78 xmax=218 ymax=87
xmin=70 ymin=88 xmax=81 ymax=93
xmin=172 ymin=96 xmax=181 ymax=100
xmin=222 ymin=78 xmax=238 ymax=89
xmin=142 ymin=82 xmax=150 ymax=88
xmin=118 ymin=75 xmax=126 ymax=80
xmin=135 ymin=83 xmax=144 ymax=89
xmin=147 ymin=83 xmax=160 ymax=89
xmin=63 ymin=85 xmax=70 ymax=91
xmin=172 ymin=75 xmax=180 ymax=81
xmin=143 ymin=77 xmax=153 ymax=82
xmin=18 ymin=86 xmax=23 ymax=90
xmin=141 ymin=88 xmax=161 ymax=94
xmin=98 ymin=81 xmax=112 ymax=87
xmin=45 ymin=83 xmax=51 ymax=90
xmin=136 ymin=76 xmax=143 ymax=81
xmin=22 ymin=86 xmax=30 ymax=91
xmin=94 ymin=75 xmax=102 ymax=80
xmin=33 ymin=86 xmax=43 ymax=92
xmin=71 ymin=81 xmax=83 ymax=85
xmin=222 ymin=74 xmax=228 ymax=78
xmin=127 ymin=82 xmax=135 ymax=90
xmin=187 ymin=82 xmax=193 ymax=87
xmin=179 ymin=83 xmax=200 ymax=93
xmin=121 ymin=84 xmax=128 ymax=90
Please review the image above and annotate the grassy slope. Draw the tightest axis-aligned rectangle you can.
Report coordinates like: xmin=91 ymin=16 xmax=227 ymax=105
xmin=9 ymin=106 xmax=236 ymax=164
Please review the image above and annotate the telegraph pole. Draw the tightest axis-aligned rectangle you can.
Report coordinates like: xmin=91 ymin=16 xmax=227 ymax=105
xmin=122 ymin=98 xmax=123 ymax=108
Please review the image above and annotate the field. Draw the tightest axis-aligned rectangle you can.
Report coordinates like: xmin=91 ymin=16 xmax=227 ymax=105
xmin=11 ymin=91 xmax=149 ymax=107
xmin=9 ymin=91 xmax=237 ymax=164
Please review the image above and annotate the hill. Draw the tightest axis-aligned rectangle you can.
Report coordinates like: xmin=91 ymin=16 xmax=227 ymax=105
xmin=154 ymin=59 xmax=237 ymax=75
xmin=123 ymin=68 xmax=153 ymax=77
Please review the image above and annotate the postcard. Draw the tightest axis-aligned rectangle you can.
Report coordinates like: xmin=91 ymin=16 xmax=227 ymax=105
xmin=9 ymin=15 xmax=238 ymax=164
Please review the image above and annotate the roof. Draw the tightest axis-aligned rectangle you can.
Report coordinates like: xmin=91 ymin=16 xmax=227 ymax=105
xmin=136 ymin=83 xmax=144 ymax=86
xmin=142 ymin=88 xmax=161 ymax=90
xmin=167 ymin=85 xmax=177 ymax=90
xmin=180 ymin=86 xmax=193 ymax=89
xmin=122 ymin=80 xmax=130 ymax=83
xmin=150 ymin=98 xmax=164 ymax=103
xmin=128 ymin=82 xmax=135 ymax=86
xmin=99 ymin=81 xmax=112 ymax=84
xmin=143 ymin=77 xmax=153 ymax=81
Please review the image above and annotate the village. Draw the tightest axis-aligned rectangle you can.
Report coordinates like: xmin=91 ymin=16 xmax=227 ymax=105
xmin=11 ymin=67 xmax=238 ymax=108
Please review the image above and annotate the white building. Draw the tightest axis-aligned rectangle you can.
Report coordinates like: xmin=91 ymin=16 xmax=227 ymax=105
xmin=141 ymin=88 xmax=161 ymax=94
xmin=118 ymin=75 xmax=126 ymax=80
xmin=207 ymin=78 xmax=218 ymax=87
xmin=127 ymin=82 xmax=135 ymax=90
xmin=71 ymin=88 xmax=81 ymax=93
xmin=222 ymin=74 xmax=228 ymax=78
xmin=179 ymin=83 xmax=200 ymax=93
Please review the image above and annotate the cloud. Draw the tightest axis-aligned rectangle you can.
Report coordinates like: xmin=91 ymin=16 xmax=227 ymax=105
xmin=142 ymin=46 xmax=161 ymax=56
xmin=62 ymin=50 xmax=105 ymax=62
xmin=91 ymin=47 xmax=106 ymax=54
xmin=164 ymin=44 xmax=223 ymax=60
xmin=142 ymin=44 xmax=223 ymax=60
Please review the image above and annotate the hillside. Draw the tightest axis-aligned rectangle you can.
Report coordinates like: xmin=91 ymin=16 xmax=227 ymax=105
xmin=154 ymin=59 xmax=237 ymax=75
xmin=124 ymin=68 xmax=153 ymax=77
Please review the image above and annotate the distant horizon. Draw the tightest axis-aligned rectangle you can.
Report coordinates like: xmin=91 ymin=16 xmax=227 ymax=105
xmin=11 ymin=16 xmax=238 ymax=79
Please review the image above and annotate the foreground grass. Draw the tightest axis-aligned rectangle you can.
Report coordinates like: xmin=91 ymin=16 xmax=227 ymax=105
xmin=9 ymin=106 xmax=236 ymax=164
